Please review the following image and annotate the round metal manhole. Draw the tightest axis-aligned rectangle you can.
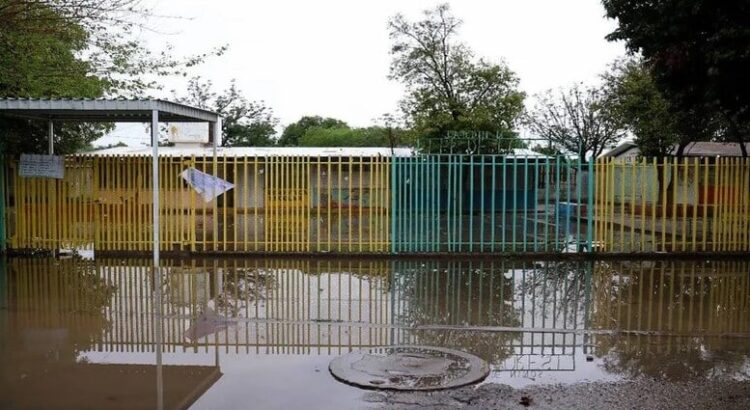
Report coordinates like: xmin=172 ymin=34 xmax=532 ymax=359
xmin=329 ymin=345 xmax=489 ymax=391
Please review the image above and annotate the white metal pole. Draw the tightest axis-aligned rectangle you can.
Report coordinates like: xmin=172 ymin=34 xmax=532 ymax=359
xmin=151 ymin=109 xmax=163 ymax=410
xmin=152 ymin=109 xmax=160 ymax=265
xmin=48 ymin=120 xmax=54 ymax=155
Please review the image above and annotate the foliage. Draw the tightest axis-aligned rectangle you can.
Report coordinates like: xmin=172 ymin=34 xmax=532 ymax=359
xmin=0 ymin=0 xmax=225 ymax=97
xmin=0 ymin=0 xmax=109 ymax=155
xmin=174 ymin=77 xmax=278 ymax=147
xmin=423 ymin=130 xmax=525 ymax=154
xmin=388 ymin=4 xmax=525 ymax=152
xmin=525 ymin=84 xmax=624 ymax=160
xmin=0 ymin=0 xmax=224 ymax=156
xmin=602 ymin=0 xmax=750 ymax=156
xmin=299 ymin=126 xmax=391 ymax=147
xmin=601 ymin=58 xmax=680 ymax=158
xmin=278 ymin=116 xmax=349 ymax=146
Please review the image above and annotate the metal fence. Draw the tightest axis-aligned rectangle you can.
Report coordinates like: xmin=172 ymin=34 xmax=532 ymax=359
xmin=391 ymin=155 xmax=592 ymax=253
xmin=595 ymin=157 xmax=750 ymax=252
xmin=2 ymin=154 xmax=749 ymax=254
xmin=3 ymin=155 xmax=391 ymax=252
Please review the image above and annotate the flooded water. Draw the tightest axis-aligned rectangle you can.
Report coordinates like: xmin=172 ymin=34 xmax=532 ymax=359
xmin=1 ymin=256 xmax=749 ymax=409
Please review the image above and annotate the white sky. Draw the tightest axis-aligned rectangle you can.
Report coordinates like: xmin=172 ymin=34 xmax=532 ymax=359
xmin=99 ymin=0 xmax=625 ymax=147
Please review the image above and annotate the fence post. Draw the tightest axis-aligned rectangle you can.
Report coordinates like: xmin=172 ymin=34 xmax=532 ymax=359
xmin=587 ymin=158 xmax=594 ymax=252
xmin=0 ymin=153 xmax=5 ymax=252
xmin=390 ymin=156 xmax=397 ymax=254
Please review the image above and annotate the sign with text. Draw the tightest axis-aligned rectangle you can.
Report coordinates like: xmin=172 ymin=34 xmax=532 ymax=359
xmin=19 ymin=154 xmax=65 ymax=179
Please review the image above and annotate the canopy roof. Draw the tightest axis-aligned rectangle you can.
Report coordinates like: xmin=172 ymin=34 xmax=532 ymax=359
xmin=0 ymin=98 xmax=219 ymax=123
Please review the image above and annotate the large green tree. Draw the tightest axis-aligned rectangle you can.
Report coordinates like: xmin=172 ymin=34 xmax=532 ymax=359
xmin=174 ymin=77 xmax=277 ymax=147
xmin=388 ymin=4 xmax=525 ymax=153
xmin=278 ymin=116 xmax=348 ymax=146
xmin=0 ymin=0 xmax=223 ymax=155
xmin=602 ymin=0 xmax=750 ymax=156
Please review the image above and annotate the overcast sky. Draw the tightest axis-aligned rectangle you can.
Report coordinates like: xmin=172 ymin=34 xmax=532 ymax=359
xmin=100 ymin=0 xmax=625 ymax=146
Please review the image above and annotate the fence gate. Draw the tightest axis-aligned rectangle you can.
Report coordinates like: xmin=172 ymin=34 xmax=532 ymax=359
xmin=264 ymin=157 xmax=310 ymax=252
xmin=391 ymin=154 xmax=593 ymax=253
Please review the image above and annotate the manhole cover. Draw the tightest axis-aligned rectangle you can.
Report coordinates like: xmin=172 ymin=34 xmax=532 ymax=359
xmin=329 ymin=345 xmax=489 ymax=391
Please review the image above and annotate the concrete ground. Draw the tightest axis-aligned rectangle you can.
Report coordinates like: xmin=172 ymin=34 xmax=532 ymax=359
xmin=365 ymin=379 xmax=750 ymax=409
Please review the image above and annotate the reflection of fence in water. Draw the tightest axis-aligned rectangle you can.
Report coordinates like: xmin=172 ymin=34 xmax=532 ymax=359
xmin=592 ymin=260 xmax=750 ymax=335
xmin=390 ymin=260 xmax=588 ymax=366
xmin=99 ymin=258 xmax=395 ymax=353
xmin=3 ymin=257 xmax=749 ymax=358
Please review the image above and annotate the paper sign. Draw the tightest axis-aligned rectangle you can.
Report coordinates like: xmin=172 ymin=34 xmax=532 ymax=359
xmin=180 ymin=167 xmax=234 ymax=202
xmin=19 ymin=154 xmax=65 ymax=179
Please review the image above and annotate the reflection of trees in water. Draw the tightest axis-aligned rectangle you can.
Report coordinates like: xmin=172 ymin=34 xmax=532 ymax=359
xmin=391 ymin=261 xmax=522 ymax=364
xmin=4 ymin=257 xmax=117 ymax=363
xmin=597 ymin=335 xmax=750 ymax=380
xmin=163 ymin=264 xmax=275 ymax=319
xmin=215 ymin=267 xmax=275 ymax=318
xmin=516 ymin=260 xmax=589 ymax=330
xmin=592 ymin=260 xmax=750 ymax=380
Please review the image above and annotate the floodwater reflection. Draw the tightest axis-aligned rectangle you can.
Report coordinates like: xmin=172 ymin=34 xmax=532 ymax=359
xmin=1 ymin=256 xmax=749 ymax=408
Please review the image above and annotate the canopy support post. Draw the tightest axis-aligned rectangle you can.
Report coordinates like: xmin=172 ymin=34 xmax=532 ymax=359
xmin=48 ymin=120 xmax=54 ymax=155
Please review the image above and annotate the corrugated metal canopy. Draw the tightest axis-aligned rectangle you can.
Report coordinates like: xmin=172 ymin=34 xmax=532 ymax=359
xmin=0 ymin=98 xmax=219 ymax=122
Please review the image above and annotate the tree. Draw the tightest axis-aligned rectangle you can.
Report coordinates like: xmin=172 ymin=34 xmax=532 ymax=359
xmin=0 ymin=0 xmax=224 ymax=155
xmin=601 ymin=58 xmax=684 ymax=201
xmin=388 ymin=4 xmax=525 ymax=153
xmin=0 ymin=0 xmax=109 ymax=155
xmin=601 ymin=58 xmax=679 ymax=158
xmin=526 ymin=84 xmax=624 ymax=160
xmin=278 ymin=116 xmax=348 ymax=146
xmin=174 ymin=77 xmax=278 ymax=147
xmin=602 ymin=0 xmax=750 ymax=157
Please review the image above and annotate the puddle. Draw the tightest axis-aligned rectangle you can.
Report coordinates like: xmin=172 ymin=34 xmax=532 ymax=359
xmin=1 ymin=257 xmax=749 ymax=409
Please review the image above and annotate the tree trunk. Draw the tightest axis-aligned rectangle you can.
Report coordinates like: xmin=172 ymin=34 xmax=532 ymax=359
xmin=656 ymin=164 xmax=668 ymax=205
xmin=661 ymin=142 xmax=689 ymax=205
xmin=729 ymin=121 xmax=748 ymax=158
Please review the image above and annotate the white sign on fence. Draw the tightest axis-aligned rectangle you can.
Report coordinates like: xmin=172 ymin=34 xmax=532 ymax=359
xmin=19 ymin=154 xmax=65 ymax=179
xmin=180 ymin=167 xmax=235 ymax=202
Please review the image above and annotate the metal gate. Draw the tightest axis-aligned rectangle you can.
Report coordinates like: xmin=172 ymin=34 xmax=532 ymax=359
xmin=391 ymin=154 xmax=593 ymax=253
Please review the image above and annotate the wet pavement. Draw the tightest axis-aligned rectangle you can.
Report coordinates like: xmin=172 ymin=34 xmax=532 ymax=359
xmin=0 ymin=257 xmax=749 ymax=409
